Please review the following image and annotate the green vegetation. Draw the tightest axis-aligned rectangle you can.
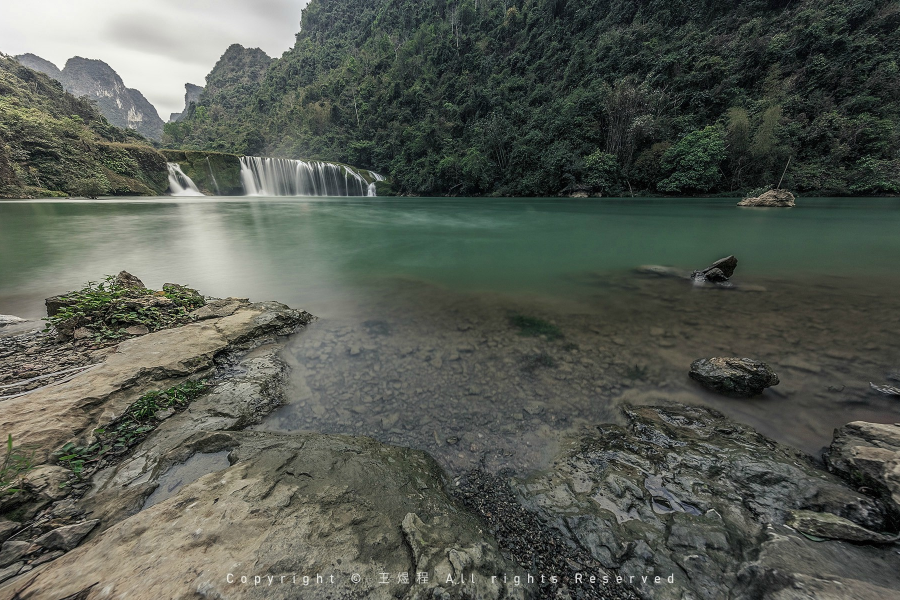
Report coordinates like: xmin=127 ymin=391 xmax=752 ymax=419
xmin=509 ymin=314 xmax=563 ymax=339
xmin=46 ymin=275 xmax=206 ymax=341
xmin=160 ymin=149 xmax=243 ymax=195
xmin=56 ymin=380 xmax=210 ymax=480
xmin=0 ymin=55 xmax=168 ymax=198
xmin=171 ymin=0 xmax=900 ymax=196
xmin=1 ymin=435 xmax=34 ymax=496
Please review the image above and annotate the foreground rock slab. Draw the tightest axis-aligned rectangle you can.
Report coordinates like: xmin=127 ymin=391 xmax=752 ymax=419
xmin=512 ymin=404 xmax=898 ymax=600
xmin=3 ymin=431 xmax=527 ymax=600
xmin=0 ymin=301 xmax=309 ymax=465
xmin=689 ymin=356 xmax=779 ymax=397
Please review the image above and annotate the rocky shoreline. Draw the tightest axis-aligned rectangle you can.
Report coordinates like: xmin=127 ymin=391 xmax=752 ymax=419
xmin=1 ymin=275 xmax=898 ymax=599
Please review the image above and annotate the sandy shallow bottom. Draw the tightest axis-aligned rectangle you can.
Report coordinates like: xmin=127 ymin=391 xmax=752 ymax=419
xmin=257 ymin=271 xmax=900 ymax=476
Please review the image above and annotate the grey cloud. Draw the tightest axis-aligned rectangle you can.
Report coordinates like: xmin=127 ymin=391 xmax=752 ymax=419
xmin=3 ymin=0 xmax=306 ymax=117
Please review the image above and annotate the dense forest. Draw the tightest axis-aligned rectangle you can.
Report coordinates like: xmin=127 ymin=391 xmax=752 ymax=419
xmin=0 ymin=55 xmax=167 ymax=198
xmin=166 ymin=0 xmax=900 ymax=196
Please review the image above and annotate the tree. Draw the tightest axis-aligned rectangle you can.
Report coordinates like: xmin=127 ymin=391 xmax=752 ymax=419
xmin=657 ymin=126 xmax=726 ymax=193
xmin=583 ymin=150 xmax=619 ymax=194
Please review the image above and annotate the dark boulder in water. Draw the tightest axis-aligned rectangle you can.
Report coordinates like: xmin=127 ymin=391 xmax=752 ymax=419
xmin=689 ymin=356 xmax=779 ymax=397
xmin=691 ymin=255 xmax=738 ymax=285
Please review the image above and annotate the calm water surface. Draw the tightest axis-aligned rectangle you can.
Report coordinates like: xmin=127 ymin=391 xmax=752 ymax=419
xmin=2 ymin=196 xmax=899 ymax=474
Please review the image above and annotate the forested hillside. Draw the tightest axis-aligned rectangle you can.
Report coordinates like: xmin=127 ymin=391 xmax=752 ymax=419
xmin=168 ymin=0 xmax=900 ymax=196
xmin=0 ymin=55 xmax=168 ymax=198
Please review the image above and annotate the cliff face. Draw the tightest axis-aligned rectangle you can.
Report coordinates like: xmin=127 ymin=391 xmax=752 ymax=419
xmin=161 ymin=45 xmax=272 ymax=151
xmin=0 ymin=56 xmax=168 ymax=198
xmin=168 ymin=83 xmax=204 ymax=123
xmin=14 ymin=54 xmax=165 ymax=141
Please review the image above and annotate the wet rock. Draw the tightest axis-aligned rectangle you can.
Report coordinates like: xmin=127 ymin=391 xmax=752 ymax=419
xmin=513 ymin=404 xmax=894 ymax=600
xmin=691 ymin=255 xmax=738 ymax=285
xmin=689 ymin=357 xmax=779 ymax=397
xmin=114 ymin=271 xmax=146 ymax=290
xmin=0 ymin=541 xmax=30 ymax=568
xmin=4 ymin=431 xmax=527 ymax=600
xmin=787 ymin=510 xmax=898 ymax=544
xmin=869 ymin=381 xmax=900 ymax=396
xmin=33 ymin=520 xmax=99 ymax=552
xmin=733 ymin=526 xmax=900 ymax=599
xmin=825 ymin=421 xmax=900 ymax=521
xmin=738 ymin=189 xmax=796 ymax=207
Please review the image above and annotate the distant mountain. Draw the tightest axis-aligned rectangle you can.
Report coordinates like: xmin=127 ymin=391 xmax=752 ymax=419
xmin=169 ymin=83 xmax=204 ymax=123
xmin=163 ymin=44 xmax=271 ymax=152
xmin=14 ymin=54 xmax=165 ymax=141
xmin=0 ymin=55 xmax=168 ymax=198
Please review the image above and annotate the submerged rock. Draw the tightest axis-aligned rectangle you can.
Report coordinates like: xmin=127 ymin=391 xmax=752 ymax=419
xmin=689 ymin=357 xmax=779 ymax=397
xmin=513 ymin=404 xmax=898 ymax=600
xmin=738 ymin=189 xmax=796 ymax=207
xmin=0 ymin=315 xmax=26 ymax=327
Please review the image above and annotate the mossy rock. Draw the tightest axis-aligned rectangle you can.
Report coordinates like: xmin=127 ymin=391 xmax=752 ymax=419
xmin=160 ymin=149 xmax=243 ymax=195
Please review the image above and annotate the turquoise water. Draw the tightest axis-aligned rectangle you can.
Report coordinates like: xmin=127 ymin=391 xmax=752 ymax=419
xmin=1 ymin=196 xmax=899 ymax=318
xmin=2 ymin=196 xmax=899 ymax=472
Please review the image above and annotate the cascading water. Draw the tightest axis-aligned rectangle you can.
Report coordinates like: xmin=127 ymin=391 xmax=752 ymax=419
xmin=166 ymin=163 xmax=203 ymax=196
xmin=239 ymin=156 xmax=380 ymax=197
xmin=367 ymin=172 xmax=386 ymax=197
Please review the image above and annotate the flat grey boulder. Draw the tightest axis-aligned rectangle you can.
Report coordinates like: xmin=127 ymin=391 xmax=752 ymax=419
xmin=3 ymin=431 xmax=528 ymax=600
xmin=690 ymin=357 xmax=779 ymax=397
xmin=512 ymin=404 xmax=898 ymax=600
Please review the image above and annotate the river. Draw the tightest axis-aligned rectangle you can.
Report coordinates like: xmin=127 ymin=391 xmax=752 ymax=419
xmin=2 ymin=196 xmax=899 ymax=474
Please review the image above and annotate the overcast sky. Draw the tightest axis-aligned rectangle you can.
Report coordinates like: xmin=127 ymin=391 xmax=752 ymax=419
xmin=1 ymin=0 xmax=308 ymax=119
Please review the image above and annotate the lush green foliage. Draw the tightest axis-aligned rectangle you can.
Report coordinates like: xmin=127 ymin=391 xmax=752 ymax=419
xmin=172 ymin=0 xmax=900 ymax=196
xmin=56 ymin=380 xmax=210 ymax=480
xmin=46 ymin=275 xmax=206 ymax=341
xmin=0 ymin=55 xmax=168 ymax=198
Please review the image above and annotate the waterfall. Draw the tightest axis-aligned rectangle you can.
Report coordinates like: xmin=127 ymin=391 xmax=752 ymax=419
xmin=367 ymin=172 xmax=386 ymax=197
xmin=167 ymin=163 xmax=203 ymax=196
xmin=239 ymin=156 xmax=380 ymax=197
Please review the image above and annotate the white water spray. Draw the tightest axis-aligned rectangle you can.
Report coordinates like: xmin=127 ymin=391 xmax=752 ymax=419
xmin=239 ymin=156 xmax=380 ymax=197
xmin=167 ymin=163 xmax=203 ymax=196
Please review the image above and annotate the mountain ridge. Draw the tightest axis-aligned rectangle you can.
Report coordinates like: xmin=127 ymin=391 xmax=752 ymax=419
xmin=15 ymin=53 xmax=165 ymax=141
